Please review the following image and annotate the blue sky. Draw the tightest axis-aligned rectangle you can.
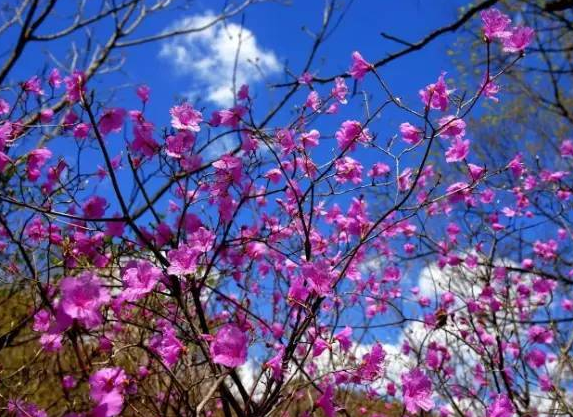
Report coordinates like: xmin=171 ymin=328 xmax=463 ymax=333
xmin=131 ymin=0 xmax=480 ymax=182
xmin=124 ymin=0 xmax=472 ymax=121
xmin=5 ymin=0 xmax=481 ymax=156
xmin=2 ymin=0 xmax=475 ymax=120
xmin=4 ymin=0 xmax=489 ymax=216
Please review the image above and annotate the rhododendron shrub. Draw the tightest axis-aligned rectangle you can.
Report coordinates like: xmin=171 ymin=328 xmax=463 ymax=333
xmin=0 ymin=5 xmax=571 ymax=417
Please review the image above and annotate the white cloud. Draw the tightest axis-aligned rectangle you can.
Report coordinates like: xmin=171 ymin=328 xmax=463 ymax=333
xmin=159 ymin=12 xmax=280 ymax=107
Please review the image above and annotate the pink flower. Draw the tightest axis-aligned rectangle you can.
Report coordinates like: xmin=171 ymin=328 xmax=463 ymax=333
xmin=264 ymin=168 xmax=282 ymax=184
xmin=58 ymin=272 xmax=110 ymax=329
xmin=264 ymin=344 xmax=285 ymax=380
xmin=154 ymin=222 xmax=172 ymax=247
xmin=532 ymin=277 xmax=556 ymax=295
xmin=64 ymin=111 xmax=78 ymax=126
xmin=276 ymin=129 xmax=298 ymax=156
xmin=334 ymin=326 xmax=352 ymax=351
xmin=539 ymin=374 xmax=554 ymax=392
xmin=507 ymin=153 xmax=525 ymax=177
xmin=447 ymin=182 xmax=471 ymax=204
xmin=241 ymin=131 xmax=258 ymax=152
xmin=445 ymin=138 xmax=470 ymax=163
xmin=131 ymin=117 xmax=158 ymax=157
xmin=316 ymin=384 xmax=336 ymax=417
xmin=27 ymin=148 xmax=52 ymax=182
xmin=33 ymin=310 xmax=51 ymax=332
xmin=64 ymin=70 xmax=86 ymax=102
xmin=482 ymin=76 xmax=501 ymax=102
xmin=166 ymin=130 xmax=195 ymax=158
xmin=40 ymin=333 xmax=63 ymax=352
xmin=438 ymin=116 xmax=466 ymax=139
xmin=468 ymin=163 xmax=486 ymax=181
xmin=401 ymin=368 xmax=434 ymax=414
xmin=298 ymin=72 xmax=313 ymax=85
xmin=25 ymin=217 xmax=47 ymax=242
xmin=46 ymin=160 xmax=66 ymax=188
xmin=82 ymin=195 xmax=107 ymax=218
xmin=121 ymin=260 xmax=162 ymax=302
xmin=533 ymin=239 xmax=558 ymax=260
xmin=527 ymin=325 xmax=553 ymax=344
xmin=487 ymin=394 xmax=514 ymax=417
xmin=188 ymin=226 xmax=215 ymax=252
xmin=522 ymin=258 xmax=534 ymax=270
xmin=62 ymin=375 xmax=77 ymax=390
xmin=98 ymin=108 xmax=126 ymax=135
xmin=335 ymin=120 xmax=372 ymax=151
xmin=170 ymin=103 xmax=202 ymax=131
xmin=40 ymin=109 xmax=54 ymax=123
xmin=357 ymin=343 xmax=386 ymax=381
xmin=383 ymin=266 xmax=401 ymax=282
xmin=305 ymin=91 xmax=321 ymax=112
xmin=332 ymin=77 xmax=348 ymax=104
xmin=560 ymin=139 xmax=573 ymax=158
xmin=149 ymin=320 xmax=183 ymax=368
xmin=210 ymin=324 xmax=248 ymax=367
xmin=368 ymin=162 xmax=390 ymax=177
xmin=48 ymin=68 xmax=62 ymax=88
xmin=238 ymin=84 xmax=249 ymax=100
xmin=217 ymin=195 xmax=237 ymax=223
xmin=105 ymin=217 xmax=125 ymax=238
xmin=335 ymin=156 xmax=363 ymax=184
xmin=0 ymin=121 xmax=12 ymax=149
xmin=89 ymin=367 xmax=127 ymax=417
xmin=420 ymin=72 xmax=452 ymax=111
xmin=481 ymin=8 xmax=512 ymax=41
xmin=209 ymin=111 xmax=222 ymax=127
xmin=167 ymin=243 xmax=200 ymax=276
xmin=7 ymin=400 xmax=47 ymax=417
xmin=217 ymin=105 xmax=247 ymax=128
xmin=23 ymin=76 xmax=44 ymax=95
xmin=312 ymin=337 xmax=330 ymax=358
xmin=136 ymin=85 xmax=150 ymax=102
xmin=349 ymin=51 xmax=372 ymax=80
xmin=0 ymin=151 xmax=10 ymax=173
xmin=326 ymin=103 xmax=339 ymax=114
xmin=400 ymin=122 xmax=423 ymax=145
xmin=386 ymin=382 xmax=397 ymax=397
xmin=398 ymin=168 xmax=413 ymax=192
xmin=503 ymin=26 xmax=535 ymax=53
xmin=525 ymin=348 xmax=546 ymax=368
xmin=180 ymin=154 xmax=200 ymax=172
xmin=73 ymin=123 xmax=90 ymax=139
xmin=300 ymin=129 xmax=320 ymax=148
xmin=303 ymin=260 xmax=335 ymax=296
xmin=212 ymin=154 xmax=243 ymax=194
xmin=271 ymin=323 xmax=284 ymax=339
xmin=0 ymin=98 xmax=9 ymax=115
xmin=287 ymin=276 xmax=309 ymax=304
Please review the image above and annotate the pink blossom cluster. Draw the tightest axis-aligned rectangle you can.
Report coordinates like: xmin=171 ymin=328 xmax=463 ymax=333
xmin=5 ymin=8 xmax=572 ymax=417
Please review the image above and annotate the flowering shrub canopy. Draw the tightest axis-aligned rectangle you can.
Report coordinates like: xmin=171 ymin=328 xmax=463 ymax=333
xmin=0 ymin=4 xmax=571 ymax=417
